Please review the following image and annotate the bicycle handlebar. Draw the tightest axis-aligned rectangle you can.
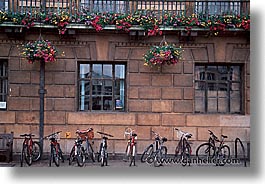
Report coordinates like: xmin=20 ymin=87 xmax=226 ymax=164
xmin=20 ymin=133 xmax=35 ymax=137
xmin=44 ymin=131 xmax=62 ymax=139
xmin=175 ymin=128 xmax=192 ymax=138
xmin=76 ymin=128 xmax=93 ymax=134
xmin=97 ymin=131 xmax=114 ymax=137
xmin=208 ymin=130 xmax=219 ymax=141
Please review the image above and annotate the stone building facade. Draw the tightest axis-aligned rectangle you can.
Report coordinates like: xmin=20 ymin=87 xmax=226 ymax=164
xmin=0 ymin=1 xmax=250 ymax=157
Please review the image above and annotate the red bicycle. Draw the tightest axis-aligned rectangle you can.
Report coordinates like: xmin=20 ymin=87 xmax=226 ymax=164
xmin=20 ymin=133 xmax=41 ymax=167
xmin=45 ymin=131 xmax=64 ymax=167
xmin=123 ymin=127 xmax=137 ymax=166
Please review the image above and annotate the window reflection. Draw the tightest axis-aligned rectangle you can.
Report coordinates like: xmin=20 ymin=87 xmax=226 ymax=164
xmin=79 ymin=63 xmax=125 ymax=111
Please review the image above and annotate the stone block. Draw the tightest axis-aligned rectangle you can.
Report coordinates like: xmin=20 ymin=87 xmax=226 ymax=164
xmin=161 ymin=63 xmax=182 ymax=73
xmin=152 ymin=101 xmax=172 ymax=112
xmin=187 ymin=115 xmax=221 ymax=127
xmin=45 ymin=111 xmax=66 ymax=124
xmin=8 ymin=98 xmax=30 ymax=111
xmin=16 ymin=112 xmax=39 ymax=124
xmin=129 ymin=73 xmax=150 ymax=86
xmin=9 ymin=71 xmax=30 ymax=84
xmin=184 ymin=88 xmax=194 ymax=100
xmin=161 ymin=113 xmax=186 ymax=126
xmin=151 ymin=126 xmax=173 ymax=140
xmin=220 ymin=115 xmax=250 ymax=127
xmin=161 ymin=88 xmax=182 ymax=100
xmin=46 ymin=85 xmax=64 ymax=98
xmin=54 ymin=98 xmax=75 ymax=111
xmin=151 ymin=74 xmax=172 ymax=86
xmin=54 ymin=72 xmax=75 ymax=85
xmin=137 ymin=113 xmax=160 ymax=126
xmin=173 ymin=74 xmax=193 ymax=87
xmin=128 ymin=100 xmax=151 ymax=112
xmin=75 ymin=47 xmax=91 ymax=59
xmin=139 ymin=88 xmax=161 ymax=99
xmin=0 ymin=112 xmax=15 ymax=123
xmin=20 ymin=85 xmax=39 ymax=97
xmin=67 ymin=112 xmax=136 ymax=125
xmin=128 ymin=87 xmax=138 ymax=99
xmin=183 ymin=62 xmax=193 ymax=74
xmin=173 ymin=100 xmax=193 ymax=113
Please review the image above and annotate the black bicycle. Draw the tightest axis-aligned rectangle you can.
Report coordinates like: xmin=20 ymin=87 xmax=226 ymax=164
xmin=45 ymin=131 xmax=64 ymax=167
xmin=174 ymin=128 xmax=192 ymax=160
xmin=20 ymin=133 xmax=41 ymax=167
xmin=69 ymin=128 xmax=96 ymax=167
xmin=97 ymin=131 xmax=114 ymax=167
xmin=141 ymin=130 xmax=167 ymax=167
xmin=196 ymin=130 xmax=230 ymax=166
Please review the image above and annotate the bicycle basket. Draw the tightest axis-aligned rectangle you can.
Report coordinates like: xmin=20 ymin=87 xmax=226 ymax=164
xmin=87 ymin=130 xmax=94 ymax=140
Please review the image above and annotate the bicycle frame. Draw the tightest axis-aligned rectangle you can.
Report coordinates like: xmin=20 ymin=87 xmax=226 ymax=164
xmin=97 ymin=131 xmax=114 ymax=167
xmin=124 ymin=128 xmax=137 ymax=166
xmin=175 ymin=128 xmax=192 ymax=157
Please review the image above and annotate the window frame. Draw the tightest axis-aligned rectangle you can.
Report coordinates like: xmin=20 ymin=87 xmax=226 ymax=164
xmin=77 ymin=61 xmax=126 ymax=112
xmin=194 ymin=63 xmax=243 ymax=114
xmin=0 ymin=59 xmax=8 ymax=111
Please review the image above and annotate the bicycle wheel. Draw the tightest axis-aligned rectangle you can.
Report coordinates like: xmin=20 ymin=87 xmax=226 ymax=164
xmin=123 ymin=144 xmax=130 ymax=162
xmin=69 ymin=146 xmax=75 ymax=165
xmin=196 ymin=143 xmax=215 ymax=160
xmin=129 ymin=145 xmax=136 ymax=167
xmin=98 ymin=143 xmax=103 ymax=162
xmin=100 ymin=148 xmax=106 ymax=167
xmin=87 ymin=143 xmax=96 ymax=162
xmin=24 ymin=145 xmax=33 ymax=166
xmin=216 ymin=145 xmax=230 ymax=166
xmin=181 ymin=139 xmax=191 ymax=160
xmin=140 ymin=145 xmax=153 ymax=163
xmin=32 ymin=141 xmax=41 ymax=162
xmin=153 ymin=150 xmax=163 ymax=167
xmin=53 ymin=146 xmax=60 ymax=167
xmin=20 ymin=145 xmax=26 ymax=167
xmin=161 ymin=146 xmax=167 ymax=159
xmin=76 ymin=146 xmax=85 ymax=167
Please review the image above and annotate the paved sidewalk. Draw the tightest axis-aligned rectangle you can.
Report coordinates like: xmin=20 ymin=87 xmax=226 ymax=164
xmin=0 ymin=156 xmax=249 ymax=168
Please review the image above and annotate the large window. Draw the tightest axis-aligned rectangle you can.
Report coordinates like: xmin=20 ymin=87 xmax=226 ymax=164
xmin=195 ymin=64 xmax=242 ymax=114
xmin=78 ymin=62 xmax=126 ymax=111
xmin=0 ymin=60 xmax=8 ymax=110
xmin=195 ymin=1 xmax=241 ymax=15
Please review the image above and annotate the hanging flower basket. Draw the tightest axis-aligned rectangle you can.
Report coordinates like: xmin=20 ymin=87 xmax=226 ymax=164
xmin=21 ymin=39 xmax=58 ymax=63
xmin=143 ymin=43 xmax=183 ymax=67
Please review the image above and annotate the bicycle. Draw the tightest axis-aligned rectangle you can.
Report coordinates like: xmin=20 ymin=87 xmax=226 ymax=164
xmin=44 ymin=131 xmax=65 ymax=167
xmin=123 ymin=127 xmax=137 ymax=167
xmin=174 ymin=128 xmax=192 ymax=161
xmin=140 ymin=130 xmax=167 ymax=167
xmin=69 ymin=128 xmax=96 ymax=167
xmin=196 ymin=130 xmax=230 ymax=166
xmin=97 ymin=131 xmax=114 ymax=167
xmin=20 ymin=133 xmax=41 ymax=167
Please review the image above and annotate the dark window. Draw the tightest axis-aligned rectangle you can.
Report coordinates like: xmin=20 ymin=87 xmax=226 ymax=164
xmin=195 ymin=64 xmax=242 ymax=114
xmin=78 ymin=62 xmax=126 ymax=111
xmin=81 ymin=0 xmax=127 ymax=13
xmin=0 ymin=60 xmax=8 ymax=110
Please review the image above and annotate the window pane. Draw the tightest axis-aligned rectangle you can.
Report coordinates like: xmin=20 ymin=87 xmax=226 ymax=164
xmin=230 ymin=98 xmax=241 ymax=113
xmin=218 ymin=98 xmax=228 ymax=113
xmin=79 ymin=80 xmax=90 ymax=96
xmin=79 ymin=96 xmax=89 ymax=111
xmin=231 ymin=66 xmax=240 ymax=81
xmin=208 ymin=98 xmax=217 ymax=113
xmin=195 ymin=98 xmax=205 ymax=113
xmin=115 ymin=65 xmax=125 ymax=79
xmin=92 ymin=80 xmax=102 ymax=95
xmin=103 ymin=96 xmax=112 ymax=110
xmin=80 ymin=64 xmax=90 ymax=78
xmin=103 ymin=80 xmax=112 ymax=95
xmin=115 ymin=80 xmax=125 ymax=110
xmin=103 ymin=65 xmax=112 ymax=79
xmin=93 ymin=64 xmax=102 ymax=78
xmin=92 ymin=96 xmax=102 ymax=110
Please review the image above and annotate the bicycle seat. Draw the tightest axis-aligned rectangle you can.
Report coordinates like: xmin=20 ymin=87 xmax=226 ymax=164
xmin=162 ymin=137 xmax=167 ymax=142
xmin=185 ymin=134 xmax=192 ymax=139
xmin=221 ymin=135 xmax=228 ymax=139
xmin=132 ymin=133 xmax=137 ymax=137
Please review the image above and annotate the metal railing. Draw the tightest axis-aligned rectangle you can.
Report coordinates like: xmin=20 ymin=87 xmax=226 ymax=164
xmin=1 ymin=0 xmax=250 ymax=17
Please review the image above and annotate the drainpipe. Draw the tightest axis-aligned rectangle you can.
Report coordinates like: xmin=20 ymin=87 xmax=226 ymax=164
xmin=39 ymin=60 xmax=45 ymax=155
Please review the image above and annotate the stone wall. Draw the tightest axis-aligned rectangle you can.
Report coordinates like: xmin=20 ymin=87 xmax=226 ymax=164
xmin=0 ymin=32 xmax=250 ymax=156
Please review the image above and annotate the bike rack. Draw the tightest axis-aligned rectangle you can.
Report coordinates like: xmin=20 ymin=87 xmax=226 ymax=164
xmin=234 ymin=137 xmax=247 ymax=167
